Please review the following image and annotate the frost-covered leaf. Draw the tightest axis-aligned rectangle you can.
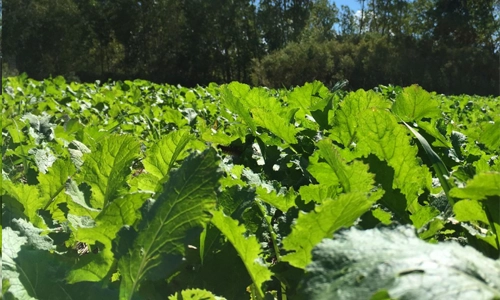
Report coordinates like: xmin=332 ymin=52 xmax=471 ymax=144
xmin=29 ymin=147 xmax=57 ymax=174
xmin=300 ymin=226 xmax=500 ymax=300
xmin=210 ymin=210 xmax=272 ymax=299
xmin=117 ymin=149 xmax=221 ymax=300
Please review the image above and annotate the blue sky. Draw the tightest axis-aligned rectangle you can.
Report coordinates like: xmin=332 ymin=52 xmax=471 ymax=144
xmin=331 ymin=0 xmax=362 ymax=12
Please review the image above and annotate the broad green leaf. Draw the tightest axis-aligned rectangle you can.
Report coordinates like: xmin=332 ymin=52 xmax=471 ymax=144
xmin=307 ymin=150 xmax=383 ymax=200
xmin=220 ymin=83 xmax=257 ymax=133
xmin=479 ymin=122 xmax=500 ymax=151
xmin=3 ymin=181 xmax=45 ymax=228
xmin=2 ymin=223 xmax=117 ymax=299
xmin=68 ymin=192 xmax=151 ymax=283
xmin=117 ymin=149 xmax=221 ymax=300
xmin=251 ymin=108 xmax=299 ymax=145
xmin=163 ymin=107 xmax=188 ymax=127
xmin=38 ymin=159 xmax=76 ymax=219
xmin=286 ymin=81 xmax=330 ymax=125
xmin=307 ymin=161 xmax=340 ymax=185
xmin=142 ymin=129 xmax=206 ymax=182
xmin=129 ymin=172 xmax=161 ymax=192
xmin=409 ymin=205 xmax=440 ymax=229
xmin=402 ymin=121 xmax=453 ymax=207
xmin=330 ymin=89 xmax=390 ymax=148
xmin=286 ymin=81 xmax=329 ymax=112
xmin=357 ymin=109 xmax=430 ymax=210
xmin=244 ymin=87 xmax=282 ymax=113
xmin=282 ymin=192 xmax=375 ymax=269
xmin=168 ymin=288 xmax=227 ymax=300
xmin=299 ymin=226 xmax=500 ymax=300
xmin=417 ymin=120 xmax=451 ymax=148
xmin=210 ymin=210 xmax=272 ymax=299
xmin=65 ymin=178 xmax=101 ymax=220
xmin=299 ymin=184 xmax=338 ymax=204
xmin=256 ymin=186 xmax=296 ymax=212
xmin=81 ymin=134 xmax=140 ymax=209
xmin=317 ymin=139 xmax=351 ymax=192
xmin=392 ymin=85 xmax=441 ymax=121
xmin=454 ymin=200 xmax=489 ymax=224
xmin=372 ymin=207 xmax=393 ymax=225
xmin=5 ymin=119 xmax=28 ymax=143
xmin=450 ymin=172 xmax=500 ymax=201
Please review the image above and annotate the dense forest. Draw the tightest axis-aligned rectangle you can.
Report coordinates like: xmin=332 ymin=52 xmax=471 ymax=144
xmin=2 ymin=0 xmax=500 ymax=95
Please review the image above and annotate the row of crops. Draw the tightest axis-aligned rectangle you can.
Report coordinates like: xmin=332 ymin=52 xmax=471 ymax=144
xmin=1 ymin=74 xmax=500 ymax=299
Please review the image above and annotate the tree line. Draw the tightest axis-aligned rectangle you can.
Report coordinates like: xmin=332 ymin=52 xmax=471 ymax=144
xmin=2 ymin=0 xmax=500 ymax=95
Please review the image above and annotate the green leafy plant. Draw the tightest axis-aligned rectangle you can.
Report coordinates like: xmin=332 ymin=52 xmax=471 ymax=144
xmin=2 ymin=77 xmax=499 ymax=299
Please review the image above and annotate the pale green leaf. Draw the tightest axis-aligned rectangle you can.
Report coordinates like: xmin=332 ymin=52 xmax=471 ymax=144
xmin=286 ymin=81 xmax=330 ymax=112
xmin=372 ymin=207 xmax=392 ymax=225
xmin=409 ymin=205 xmax=440 ymax=229
xmin=300 ymin=226 xmax=500 ymax=300
xmin=29 ymin=147 xmax=56 ymax=174
xmin=66 ymin=179 xmax=101 ymax=220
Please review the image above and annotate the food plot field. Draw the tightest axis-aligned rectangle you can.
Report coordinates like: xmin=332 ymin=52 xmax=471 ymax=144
xmin=2 ymin=75 xmax=500 ymax=299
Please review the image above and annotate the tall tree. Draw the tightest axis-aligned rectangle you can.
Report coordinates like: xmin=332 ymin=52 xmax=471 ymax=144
xmin=301 ymin=0 xmax=339 ymax=41
xmin=3 ymin=0 xmax=86 ymax=79
xmin=338 ymin=5 xmax=357 ymax=36
xmin=257 ymin=0 xmax=311 ymax=52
